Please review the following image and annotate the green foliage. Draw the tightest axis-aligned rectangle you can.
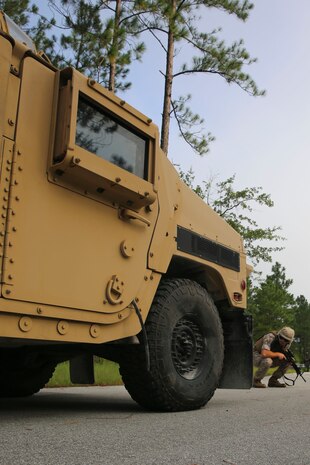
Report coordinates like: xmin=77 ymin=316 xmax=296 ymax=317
xmin=293 ymin=295 xmax=310 ymax=360
xmin=172 ymin=95 xmax=215 ymax=155
xmin=0 ymin=0 xmax=57 ymax=56
xmin=27 ymin=14 xmax=57 ymax=56
xmin=248 ymin=262 xmax=295 ymax=341
xmin=140 ymin=0 xmax=264 ymax=155
xmin=47 ymin=0 xmax=147 ymax=91
xmin=0 ymin=0 xmax=36 ymax=26
xmin=3 ymin=0 xmax=147 ymax=92
xmin=174 ymin=29 xmax=264 ymax=98
xmin=50 ymin=0 xmax=108 ymax=76
xmin=179 ymin=169 xmax=284 ymax=266
xmin=248 ymin=264 xmax=310 ymax=360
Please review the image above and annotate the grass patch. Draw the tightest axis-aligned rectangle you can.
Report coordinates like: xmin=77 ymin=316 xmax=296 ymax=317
xmin=47 ymin=358 xmax=122 ymax=388
xmin=254 ymin=367 xmax=295 ymax=376
xmin=47 ymin=362 xmax=296 ymax=388
xmin=95 ymin=358 xmax=122 ymax=385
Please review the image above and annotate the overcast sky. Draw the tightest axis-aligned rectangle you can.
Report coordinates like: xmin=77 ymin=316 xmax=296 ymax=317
xmin=118 ymin=0 xmax=310 ymax=300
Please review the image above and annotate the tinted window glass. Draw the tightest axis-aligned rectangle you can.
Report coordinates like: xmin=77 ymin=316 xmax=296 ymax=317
xmin=76 ymin=95 xmax=147 ymax=178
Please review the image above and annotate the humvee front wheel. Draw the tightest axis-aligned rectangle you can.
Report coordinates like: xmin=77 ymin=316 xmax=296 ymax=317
xmin=120 ymin=279 xmax=224 ymax=411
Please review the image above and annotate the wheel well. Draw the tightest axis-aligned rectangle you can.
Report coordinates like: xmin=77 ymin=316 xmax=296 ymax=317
xmin=165 ymin=255 xmax=228 ymax=304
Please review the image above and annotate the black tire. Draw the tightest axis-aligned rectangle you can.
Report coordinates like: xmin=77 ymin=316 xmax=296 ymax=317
xmin=119 ymin=278 xmax=224 ymax=412
xmin=0 ymin=349 xmax=57 ymax=397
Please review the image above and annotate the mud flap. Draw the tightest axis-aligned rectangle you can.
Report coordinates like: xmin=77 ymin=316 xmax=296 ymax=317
xmin=218 ymin=309 xmax=253 ymax=389
xmin=70 ymin=354 xmax=94 ymax=384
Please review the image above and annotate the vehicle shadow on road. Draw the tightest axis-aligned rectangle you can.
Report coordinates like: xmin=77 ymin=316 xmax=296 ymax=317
xmin=0 ymin=388 xmax=145 ymax=418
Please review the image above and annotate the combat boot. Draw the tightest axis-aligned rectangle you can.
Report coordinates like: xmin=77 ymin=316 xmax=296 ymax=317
xmin=253 ymin=378 xmax=266 ymax=388
xmin=268 ymin=377 xmax=286 ymax=388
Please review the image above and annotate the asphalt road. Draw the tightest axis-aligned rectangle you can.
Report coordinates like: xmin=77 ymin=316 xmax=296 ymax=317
xmin=0 ymin=374 xmax=309 ymax=465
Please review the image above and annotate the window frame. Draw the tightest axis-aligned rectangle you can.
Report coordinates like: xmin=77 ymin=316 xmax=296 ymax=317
xmin=50 ymin=69 xmax=158 ymax=210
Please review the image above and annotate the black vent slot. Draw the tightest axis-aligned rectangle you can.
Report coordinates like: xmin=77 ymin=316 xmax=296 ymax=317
xmin=177 ymin=226 xmax=240 ymax=272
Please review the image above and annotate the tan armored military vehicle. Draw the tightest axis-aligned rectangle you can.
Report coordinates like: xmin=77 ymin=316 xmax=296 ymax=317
xmin=0 ymin=12 xmax=252 ymax=411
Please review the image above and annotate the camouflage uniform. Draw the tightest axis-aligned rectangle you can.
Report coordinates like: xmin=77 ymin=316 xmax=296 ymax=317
xmin=254 ymin=332 xmax=290 ymax=381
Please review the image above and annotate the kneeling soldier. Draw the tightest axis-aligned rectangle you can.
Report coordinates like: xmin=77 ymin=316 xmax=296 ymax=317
xmin=253 ymin=327 xmax=294 ymax=388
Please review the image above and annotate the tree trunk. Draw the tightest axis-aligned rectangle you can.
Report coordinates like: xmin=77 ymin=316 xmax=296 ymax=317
xmin=109 ymin=0 xmax=122 ymax=93
xmin=160 ymin=0 xmax=176 ymax=155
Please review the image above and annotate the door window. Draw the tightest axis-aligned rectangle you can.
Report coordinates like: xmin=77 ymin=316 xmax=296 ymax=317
xmin=76 ymin=94 xmax=148 ymax=179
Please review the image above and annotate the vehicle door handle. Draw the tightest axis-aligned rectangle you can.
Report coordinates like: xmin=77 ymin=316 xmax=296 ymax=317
xmin=120 ymin=208 xmax=151 ymax=227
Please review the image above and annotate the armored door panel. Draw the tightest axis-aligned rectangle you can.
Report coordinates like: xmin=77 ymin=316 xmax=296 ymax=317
xmin=2 ymin=58 xmax=159 ymax=314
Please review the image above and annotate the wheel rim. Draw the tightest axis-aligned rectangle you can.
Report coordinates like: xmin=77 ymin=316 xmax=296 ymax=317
xmin=171 ymin=316 xmax=206 ymax=380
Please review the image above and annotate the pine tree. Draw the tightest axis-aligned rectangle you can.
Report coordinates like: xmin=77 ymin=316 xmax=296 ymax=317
xmin=0 ymin=0 xmax=57 ymax=57
xmin=248 ymin=263 xmax=295 ymax=341
xmin=48 ymin=0 xmax=146 ymax=92
xmin=0 ymin=0 xmax=34 ymax=26
xmin=139 ymin=0 xmax=264 ymax=155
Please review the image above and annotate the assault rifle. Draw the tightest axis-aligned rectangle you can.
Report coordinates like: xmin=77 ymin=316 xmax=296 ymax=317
xmin=284 ymin=349 xmax=307 ymax=385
